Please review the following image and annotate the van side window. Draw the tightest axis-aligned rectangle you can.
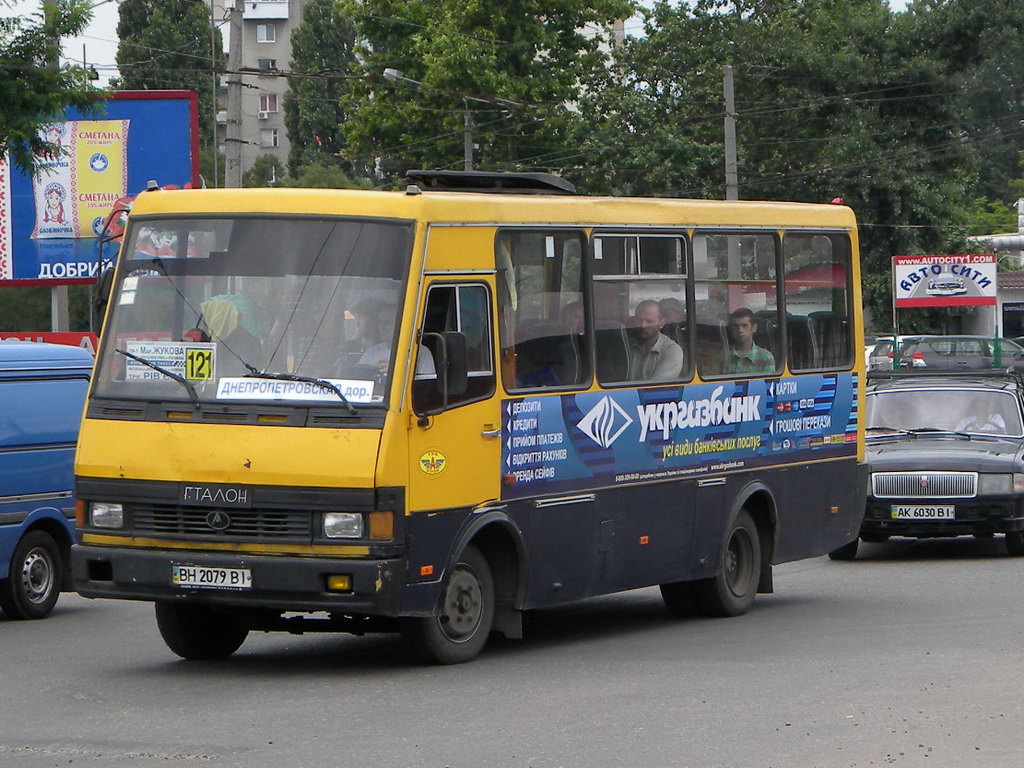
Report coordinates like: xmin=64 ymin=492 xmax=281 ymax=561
xmin=592 ymin=233 xmax=689 ymax=384
xmin=693 ymin=232 xmax=781 ymax=377
xmin=783 ymin=233 xmax=853 ymax=371
xmin=497 ymin=230 xmax=590 ymax=391
xmin=413 ymin=283 xmax=494 ymax=413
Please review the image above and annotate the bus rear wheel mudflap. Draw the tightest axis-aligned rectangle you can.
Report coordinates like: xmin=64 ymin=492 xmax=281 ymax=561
xmin=402 ymin=544 xmax=495 ymax=665
xmin=154 ymin=602 xmax=249 ymax=660
xmin=694 ymin=509 xmax=762 ymax=617
xmin=0 ymin=531 xmax=62 ymax=620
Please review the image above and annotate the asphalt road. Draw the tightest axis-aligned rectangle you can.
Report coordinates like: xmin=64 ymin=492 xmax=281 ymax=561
xmin=2 ymin=537 xmax=1023 ymax=768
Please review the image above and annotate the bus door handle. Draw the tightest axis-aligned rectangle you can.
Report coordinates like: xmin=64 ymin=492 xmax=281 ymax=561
xmin=481 ymin=427 xmax=502 ymax=438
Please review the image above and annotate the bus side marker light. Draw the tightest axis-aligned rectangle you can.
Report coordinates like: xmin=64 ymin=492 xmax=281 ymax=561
xmin=639 ymin=535 xmax=650 ymax=545
xmin=420 ymin=565 xmax=434 ymax=577
xmin=503 ymin=474 xmax=516 ymax=485
xmin=830 ymin=506 xmax=840 ymax=515
xmin=369 ymin=510 xmax=394 ymax=540
xmin=326 ymin=575 xmax=352 ymax=592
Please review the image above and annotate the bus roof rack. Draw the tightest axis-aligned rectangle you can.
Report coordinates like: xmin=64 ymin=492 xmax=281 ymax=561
xmin=404 ymin=169 xmax=576 ymax=195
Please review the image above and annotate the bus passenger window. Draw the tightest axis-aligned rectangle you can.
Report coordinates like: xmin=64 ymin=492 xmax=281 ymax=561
xmin=693 ymin=232 xmax=781 ymax=377
xmin=783 ymin=234 xmax=853 ymax=371
xmin=497 ymin=230 xmax=590 ymax=391
xmin=413 ymin=283 xmax=494 ymax=413
xmin=592 ymin=233 xmax=690 ymax=385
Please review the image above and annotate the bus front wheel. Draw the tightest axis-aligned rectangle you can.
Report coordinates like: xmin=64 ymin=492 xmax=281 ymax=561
xmin=155 ymin=602 xmax=248 ymax=660
xmin=694 ymin=509 xmax=761 ymax=617
xmin=403 ymin=545 xmax=494 ymax=665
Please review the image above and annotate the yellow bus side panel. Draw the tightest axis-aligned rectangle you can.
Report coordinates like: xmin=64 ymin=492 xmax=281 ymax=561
xmin=75 ymin=418 xmax=380 ymax=488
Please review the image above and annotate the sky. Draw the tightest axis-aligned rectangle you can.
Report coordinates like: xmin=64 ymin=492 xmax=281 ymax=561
xmin=5 ymin=0 xmax=910 ymax=89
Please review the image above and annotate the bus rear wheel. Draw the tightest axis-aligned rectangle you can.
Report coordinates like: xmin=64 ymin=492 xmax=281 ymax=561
xmin=694 ymin=509 xmax=761 ymax=617
xmin=155 ymin=602 xmax=248 ymax=660
xmin=403 ymin=545 xmax=494 ymax=665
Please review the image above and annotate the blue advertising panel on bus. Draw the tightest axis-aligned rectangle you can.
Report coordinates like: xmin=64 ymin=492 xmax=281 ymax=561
xmin=501 ymin=373 xmax=858 ymax=500
xmin=0 ymin=91 xmax=199 ymax=286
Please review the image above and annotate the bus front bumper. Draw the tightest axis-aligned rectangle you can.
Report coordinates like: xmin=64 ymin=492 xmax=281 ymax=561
xmin=72 ymin=543 xmax=409 ymax=615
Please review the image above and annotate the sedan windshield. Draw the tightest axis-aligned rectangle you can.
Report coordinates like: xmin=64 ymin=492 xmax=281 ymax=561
xmin=93 ymin=216 xmax=413 ymax=407
xmin=867 ymin=388 xmax=1024 ymax=437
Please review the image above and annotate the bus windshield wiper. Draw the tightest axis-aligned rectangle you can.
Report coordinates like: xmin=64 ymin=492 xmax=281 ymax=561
xmin=244 ymin=370 xmax=358 ymax=415
xmin=116 ymin=348 xmax=199 ymax=406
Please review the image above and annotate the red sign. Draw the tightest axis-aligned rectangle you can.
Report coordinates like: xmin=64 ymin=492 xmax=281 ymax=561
xmin=1 ymin=331 xmax=98 ymax=355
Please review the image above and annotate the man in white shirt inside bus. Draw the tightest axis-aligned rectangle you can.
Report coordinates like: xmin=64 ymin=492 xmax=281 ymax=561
xmin=627 ymin=299 xmax=684 ymax=381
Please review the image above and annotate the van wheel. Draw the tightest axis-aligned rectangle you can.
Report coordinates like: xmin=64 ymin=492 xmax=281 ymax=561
xmin=694 ymin=510 xmax=761 ymax=617
xmin=403 ymin=545 xmax=494 ymax=665
xmin=0 ymin=531 xmax=61 ymax=620
xmin=828 ymin=539 xmax=860 ymax=561
xmin=155 ymin=603 xmax=248 ymax=660
xmin=1005 ymin=531 xmax=1024 ymax=557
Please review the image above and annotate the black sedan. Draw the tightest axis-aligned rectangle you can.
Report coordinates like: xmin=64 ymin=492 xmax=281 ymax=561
xmin=831 ymin=372 xmax=1024 ymax=559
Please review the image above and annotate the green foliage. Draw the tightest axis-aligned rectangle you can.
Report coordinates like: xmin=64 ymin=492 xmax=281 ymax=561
xmin=0 ymin=0 xmax=105 ymax=175
xmin=198 ymin=144 xmax=225 ymax=188
xmin=242 ymin=154 xmax=286 ymax=187
xmin=0 ymin=285 xmax=92 ymax=332
xmin=339 ymin=0 xmax=635 ymax=181
xmin=284 ymin=163 xmax=370 ymax=188
xmin=284 ymin=0 xmax=357 ymax=176
xmin=967 ymin=197 xmax=1016 ymax=236
xmin=114 ymin=0 xmax=224 ymax=147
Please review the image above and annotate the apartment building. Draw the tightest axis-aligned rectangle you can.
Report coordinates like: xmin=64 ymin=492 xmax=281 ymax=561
xmin=210 ymin=0 xmax=308 ymax=180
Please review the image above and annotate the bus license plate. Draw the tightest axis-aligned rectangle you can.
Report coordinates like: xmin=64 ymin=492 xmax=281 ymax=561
xmin=172 ymin=564 xmax=252 ymax=590
xmin=890 ymin=505 xmax=955 ymax=520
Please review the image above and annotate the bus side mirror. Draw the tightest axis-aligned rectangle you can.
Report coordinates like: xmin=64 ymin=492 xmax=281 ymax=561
xmin=93 ymin=267 xmax=115 ymax=335
xmin=442 ymin=331 xmax=468 ymax=396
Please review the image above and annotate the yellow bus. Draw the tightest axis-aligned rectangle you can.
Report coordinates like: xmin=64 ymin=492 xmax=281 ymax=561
xmin=72 ymin=171 xmax=866 ymax=664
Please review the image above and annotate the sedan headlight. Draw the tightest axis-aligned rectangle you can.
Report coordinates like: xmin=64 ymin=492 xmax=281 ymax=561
xmin=90 ymin=502 xmax=124 ymax=529
xmin=978 ymin=474 xmax=1013 ymax=496
xmin=323 ymin=512 xmax=363 ymax=539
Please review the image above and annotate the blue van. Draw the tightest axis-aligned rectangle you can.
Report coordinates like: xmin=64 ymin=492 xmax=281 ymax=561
xmin=0 ymin=342 xmax=92 ymax=619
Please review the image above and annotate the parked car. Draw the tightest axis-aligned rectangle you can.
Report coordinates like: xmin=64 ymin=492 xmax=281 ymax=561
xmin=830 ymin=371 xmax=1024 ymax=559
xmin=0 ymin=342 xmax=92 ymax=619
xmin=867 ymin=336 xmax=906 ymax=370
xmin=895 ymin=335 xmax=1024 ymax=372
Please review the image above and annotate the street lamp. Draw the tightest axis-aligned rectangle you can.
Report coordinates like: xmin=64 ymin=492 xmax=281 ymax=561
xmin=382 ymin=68 xmax=521 ymax=171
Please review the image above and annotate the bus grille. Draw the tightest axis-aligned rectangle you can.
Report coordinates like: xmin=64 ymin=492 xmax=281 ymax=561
xmin=871 ymin=472 xmax=977 ymax=499
xmin=128 ymin=504 xmax=312 ymax=540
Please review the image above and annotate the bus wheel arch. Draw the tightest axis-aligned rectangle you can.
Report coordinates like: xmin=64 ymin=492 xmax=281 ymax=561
xmin=736 ymin=486 xmax=777 ymax=595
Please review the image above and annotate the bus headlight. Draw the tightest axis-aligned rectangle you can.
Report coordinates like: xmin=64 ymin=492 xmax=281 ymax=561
xmin=324 ymin=512 xmax=363 ymax=539
xmin=91 ymin=502 xmax=124 ymax=529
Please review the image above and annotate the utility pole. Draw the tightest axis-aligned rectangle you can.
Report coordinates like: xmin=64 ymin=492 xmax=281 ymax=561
xmin=224 ymin=0 xmax=243 ymax=188
xmin=723 ymin=65 xmax=738 ymax=201
xmin=44 ymin=0 xmax=69 ymax=331
xmin=463 ymin=108 xmax=473 ymax=171
xmin=210 ymin=0 xmax=219 ymax=187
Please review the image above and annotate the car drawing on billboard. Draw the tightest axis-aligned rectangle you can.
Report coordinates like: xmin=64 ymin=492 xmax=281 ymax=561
xmin=926 ymin=276 xmax=966 ymax=296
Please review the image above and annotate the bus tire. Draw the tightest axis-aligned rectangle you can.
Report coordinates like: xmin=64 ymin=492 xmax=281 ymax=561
xmin=828 ymin=539 xmax=860 ymax=561
xmin=155 ymin=602 xmax=248 ymax=660
xmin=403 ymin=545 xmax=494 ymax=665
xmin=0 ymin=531 xmax=62 ymax=620
xmin=694 ymin=509 xmax=761 ymax=618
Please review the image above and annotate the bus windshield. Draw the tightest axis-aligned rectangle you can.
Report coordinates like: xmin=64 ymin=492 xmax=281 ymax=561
xmin=93 ymin=215 xmax=414 ymax=407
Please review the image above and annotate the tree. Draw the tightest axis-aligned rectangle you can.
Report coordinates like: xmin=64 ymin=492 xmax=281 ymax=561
xmin=339 ymin=0 xmax=634 ymax=181
xmin=242 ymin=153 xmax=285 ymax=187
xmin=284 ymin=162 xmax=369 ymax=188
xmin=571 ymin=0 xmax=978 ymax=329
xmin=0 ymin=0 xmax=102 ymax=175
xmin=283 ymin=0 xmax=358 ymax=177
xmin=114 ymin=0 xmax=224 ymax=147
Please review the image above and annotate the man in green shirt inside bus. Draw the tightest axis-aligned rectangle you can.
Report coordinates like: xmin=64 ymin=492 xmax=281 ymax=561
xmin=722 ymin=307 xmax=775 ymax=374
